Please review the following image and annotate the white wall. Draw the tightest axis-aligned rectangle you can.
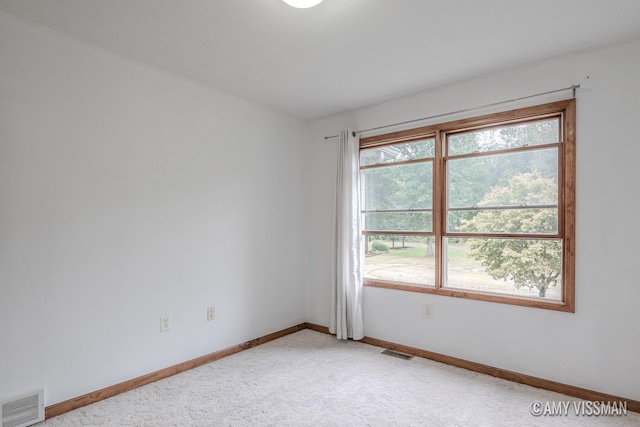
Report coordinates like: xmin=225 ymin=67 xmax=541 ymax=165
xmin=305 ymin=38 xmax=640 ymax=400
xmin=0 ymin=12 xmax=306 ymax=406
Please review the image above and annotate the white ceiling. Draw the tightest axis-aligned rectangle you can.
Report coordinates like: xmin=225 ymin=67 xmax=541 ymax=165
xmin=1 ymin=0 xmax=640 ymax=120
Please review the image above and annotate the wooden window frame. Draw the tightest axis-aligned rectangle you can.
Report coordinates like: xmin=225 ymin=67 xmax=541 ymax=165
xmin=360 ymin=100 xmax=575 ymax=312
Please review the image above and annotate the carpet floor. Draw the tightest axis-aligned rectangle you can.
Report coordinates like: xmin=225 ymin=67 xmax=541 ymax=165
xmin=37 ymin=329 xmax=639 ymax=426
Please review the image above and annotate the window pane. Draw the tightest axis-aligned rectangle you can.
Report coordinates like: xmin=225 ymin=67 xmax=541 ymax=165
xmin=448 ymin=207 xmax=557 ymax=234
xmin=364 ymin=235 xmax=436 ymax=287
xmin=448 ymin=118 xmax=559 ymax=155
xmin=447 ymin=148 xmax=558 ymax=233
xmin=362 ymin=162 xmax=432 ymax=211
xmin=364 ymin=211 xmax=432 ymax=232
xmin=444 ymin=238 xmax=562 ymax=301
xmin=360 ymin=139 xmax=435 ymax=166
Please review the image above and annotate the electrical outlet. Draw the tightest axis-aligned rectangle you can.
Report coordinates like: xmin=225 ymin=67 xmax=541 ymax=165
xmin=160 ymin=314 xmax=171 ymax=332
xmin=207 ymin=306 xmax=215 ymax=321
xmin=422 ymin=304 xmax=433 ymax=319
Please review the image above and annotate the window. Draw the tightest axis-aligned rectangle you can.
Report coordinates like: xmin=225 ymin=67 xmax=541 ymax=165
xmin=360 ymin=100 xmax=575 ymax=311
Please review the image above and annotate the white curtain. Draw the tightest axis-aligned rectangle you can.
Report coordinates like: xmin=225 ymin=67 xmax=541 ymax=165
xmin=330 ymin=129 xmax=364 ymax=340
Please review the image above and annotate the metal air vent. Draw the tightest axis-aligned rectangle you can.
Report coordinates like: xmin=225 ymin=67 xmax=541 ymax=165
xmin=381 ymin=349 xmax=414 ymax=360
xmin=0 ymin=389 xmax=44 ymax=427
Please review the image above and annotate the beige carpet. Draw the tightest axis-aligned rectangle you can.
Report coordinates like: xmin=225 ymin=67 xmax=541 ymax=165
xmin=37 ymin=329 xmax=638 ymax=426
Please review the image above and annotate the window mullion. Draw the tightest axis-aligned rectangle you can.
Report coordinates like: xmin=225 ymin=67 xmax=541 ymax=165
xmin=434 ymin=130 xmax=444 ymax=289
xmin=358 ymin=99 xmax=575 ymax=312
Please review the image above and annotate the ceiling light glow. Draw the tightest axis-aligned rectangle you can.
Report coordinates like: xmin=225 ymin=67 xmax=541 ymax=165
xmin=282 ymin=0 xmax=324 ymax=8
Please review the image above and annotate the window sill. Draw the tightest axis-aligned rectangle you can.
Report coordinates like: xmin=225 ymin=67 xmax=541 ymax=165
xmin=363 ymin=279 xmax=574 ymax=312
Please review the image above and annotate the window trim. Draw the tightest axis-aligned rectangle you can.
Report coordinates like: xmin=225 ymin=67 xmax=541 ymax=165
xmin=360 ymin=99 xmax=575 ymax=312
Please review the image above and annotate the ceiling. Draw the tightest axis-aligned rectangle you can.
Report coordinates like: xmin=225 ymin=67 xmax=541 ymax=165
xmin=1 ymin=1 xmax=640 ymax=120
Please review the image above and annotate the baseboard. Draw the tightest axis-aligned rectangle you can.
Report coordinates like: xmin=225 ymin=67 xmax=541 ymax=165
xmin=304 ymin=322 xmax=330 ymax=334
xmin=304 ymin=322 xmax=640 ymax=414
xmin=45 ymin=323 xmax=306 ymax=419
xmin=45 ymin=321 xmax=639 ymax=418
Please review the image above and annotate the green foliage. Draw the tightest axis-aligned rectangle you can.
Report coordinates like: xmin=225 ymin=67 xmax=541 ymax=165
xmin=447 ymin=121 xmax=559 ymax=232
xmin=360 ymin=139 xmax=435 ymax=166
xmin=462 ymin=172 xmax=561 ymax=297
xmin=463 ymin=172 xmax=558 ymax=234
xmin=371 ymin=240 xmax=390 ymax=252
xmin=465 ymin=238 xmax=561 ymax=297
xmin=362 ymin=161 xmax=433 ymax=232
xmin=449 ymin=119 xmax=558 ymax=155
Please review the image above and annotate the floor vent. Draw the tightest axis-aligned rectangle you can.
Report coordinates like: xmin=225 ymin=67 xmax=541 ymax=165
xmin=0 ymin=389 xmax=44 ymax=427
xmin=381 ymin=349 xmax=414 ymax=360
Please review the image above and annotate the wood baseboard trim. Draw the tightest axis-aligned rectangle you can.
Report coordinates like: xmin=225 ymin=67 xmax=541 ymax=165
xmin=302 ymin=323 xmax=639 ymax=413
xmin=361 ymin=335 xmax=639 ymax=413
xmin=303 ymin=322 xmax=330 ymax=334
xmin=45 ymin=321 xmax=639 ymax=419
xmin=45 ymin=323 xmax=306 ymax=419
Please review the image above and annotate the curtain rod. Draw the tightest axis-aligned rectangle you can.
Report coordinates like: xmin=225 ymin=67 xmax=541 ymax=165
xmin=324 ymin=84 xmax=580 ymax=140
